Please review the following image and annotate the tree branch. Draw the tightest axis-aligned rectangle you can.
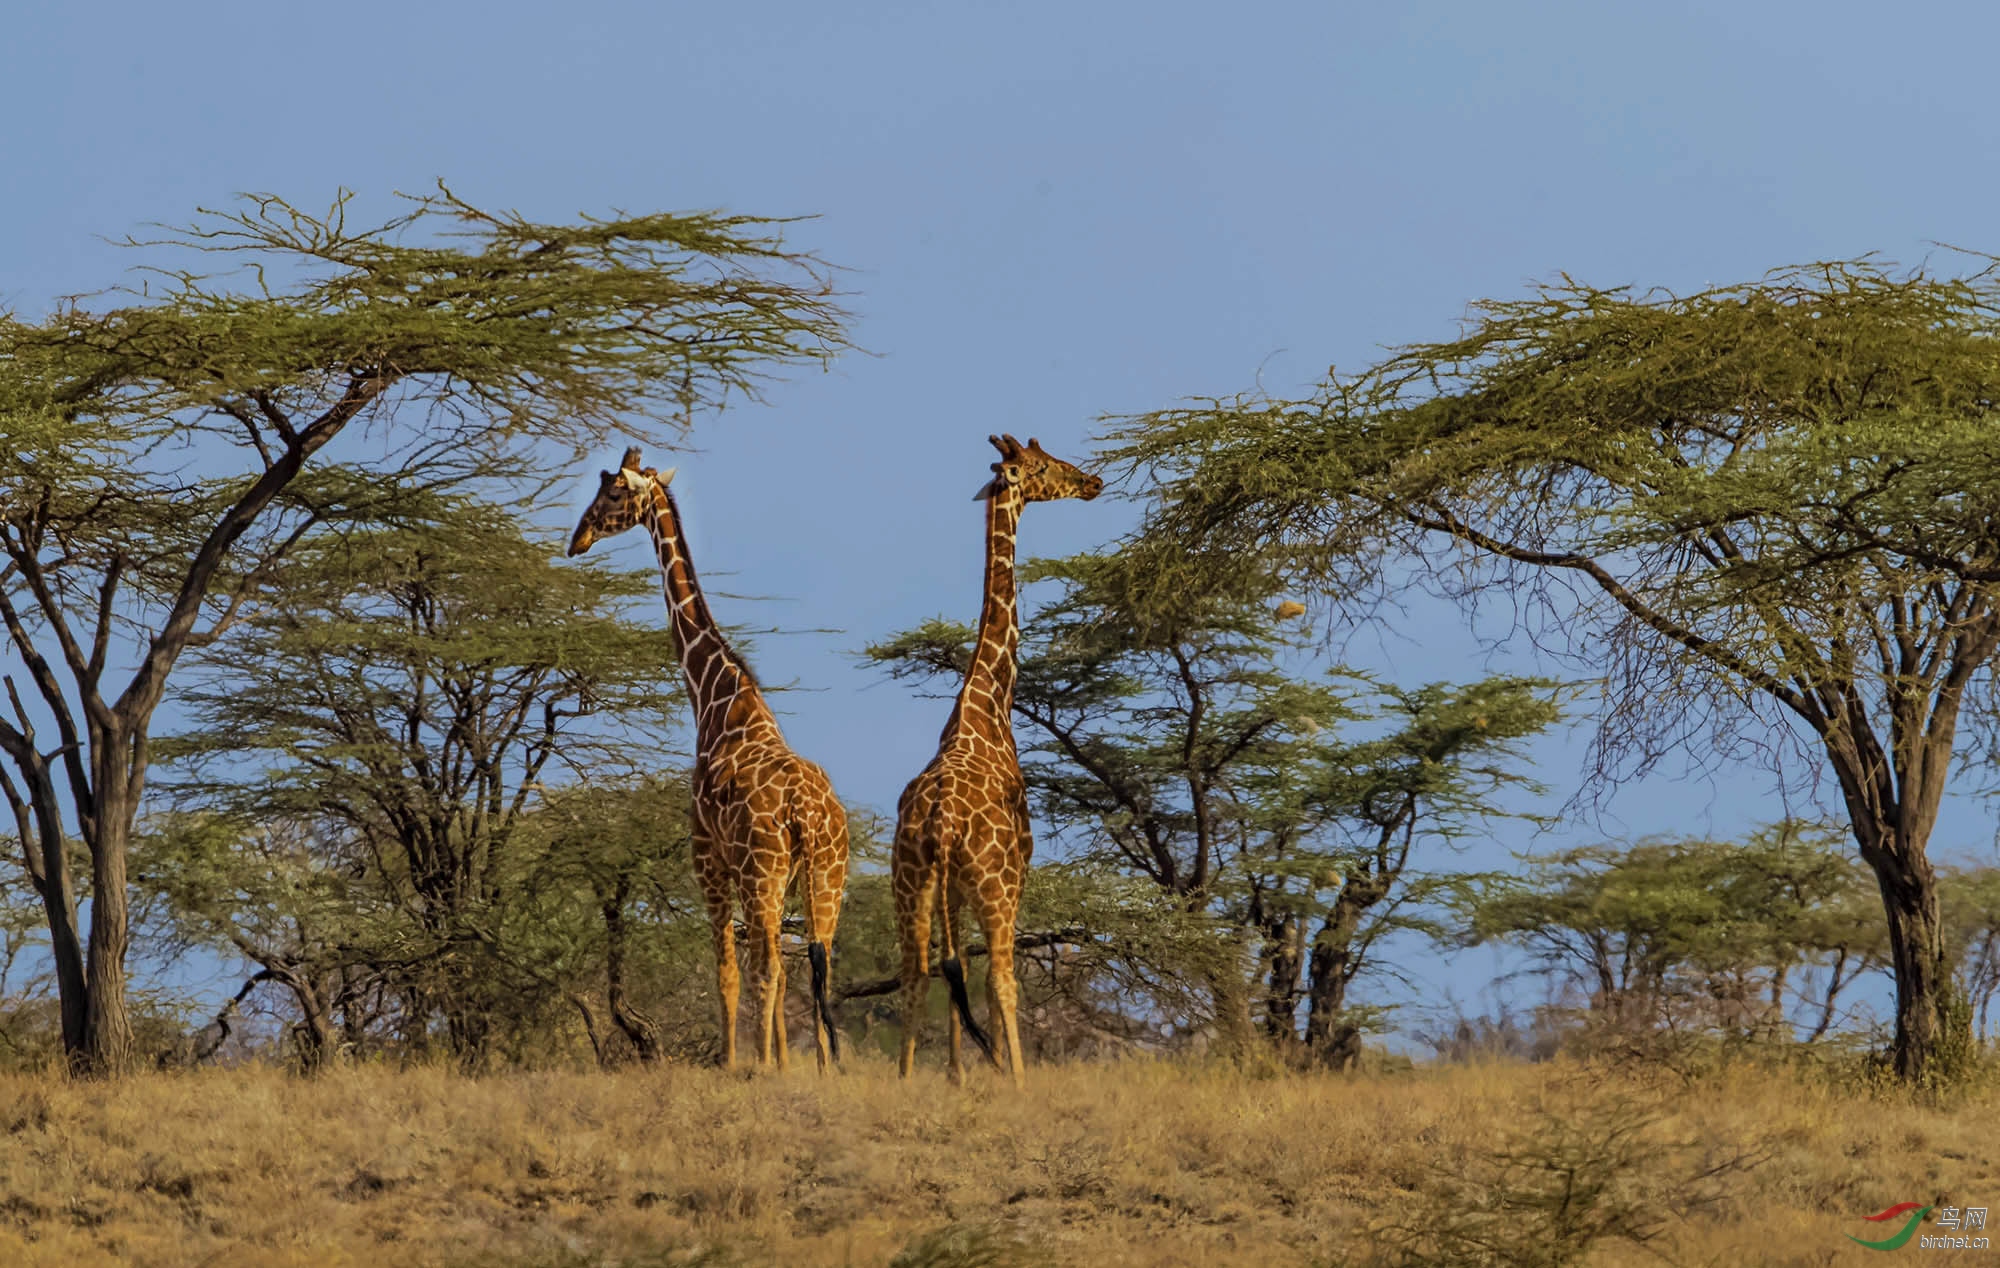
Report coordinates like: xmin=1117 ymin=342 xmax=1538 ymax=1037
xmin=834 ymin=928 xmax=1091 ymax=1000
xmin=1399 ymin=499 xmax=1817 ymax=721
xmin=119 ymin=369 xmax=395 ymax=726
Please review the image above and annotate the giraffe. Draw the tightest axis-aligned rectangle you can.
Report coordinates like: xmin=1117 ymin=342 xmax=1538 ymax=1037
xmin=892 ymin=433 xmax=1103 ymax=1087
xmin=568 ymin=447 xmax=848 ymax=1072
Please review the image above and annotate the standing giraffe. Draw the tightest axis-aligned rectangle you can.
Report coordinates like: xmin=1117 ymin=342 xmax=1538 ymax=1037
xmin=893 ymin=433 xmax=1103 ymax=1087
xmin=568 ymin=447 xmax=848 ymax=1071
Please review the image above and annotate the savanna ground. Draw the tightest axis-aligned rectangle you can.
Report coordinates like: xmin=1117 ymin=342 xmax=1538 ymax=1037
xmin=0 ymin=1052 xmax=1992 ymax=1268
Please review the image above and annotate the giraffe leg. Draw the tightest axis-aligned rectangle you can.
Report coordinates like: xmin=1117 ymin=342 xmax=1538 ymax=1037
xmin=772 ymin=942 xmax=790 ymax=1071
xmin=694 ymin=832 xmax=741 ymax=1069
xmin=707 ymin=900 xmax=740 ymax=1071
xmin=747 ymin=893 xmax=785 ymax=1070
xmin=984 ymin=934 xmax=1008 ymax=1074
xmin=895 ymin=849 xmax=936 ymax=1079
xmin=983 ymin=905 xmax=1027 ymax=1089
xmin=944 ymin=894 xmax=966 ymax=1087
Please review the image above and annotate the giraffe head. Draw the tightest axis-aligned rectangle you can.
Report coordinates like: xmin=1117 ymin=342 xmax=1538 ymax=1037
xmin=972 ymin=434 xmax=1104 ymax=504
xmin=567 ymin=446 xmax=678 ymax=556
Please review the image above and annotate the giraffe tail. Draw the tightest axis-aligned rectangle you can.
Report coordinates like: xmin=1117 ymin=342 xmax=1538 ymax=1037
xmin=933 ymin=830 xmax=994 ymax=1062
xmin=798 ymin=822 xmax=842 ymax=1066
xmin=808 ymin=940 xmax=841 ymax=1065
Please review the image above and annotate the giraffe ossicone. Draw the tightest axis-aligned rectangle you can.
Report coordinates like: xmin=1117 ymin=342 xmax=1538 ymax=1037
xmin=892 ymin=431 xmax=1103 ymax=1089
xmin=567 ymin=446 xmax=849 ymax=1073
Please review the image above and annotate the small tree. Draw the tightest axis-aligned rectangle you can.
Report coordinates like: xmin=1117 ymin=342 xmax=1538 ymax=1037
xmin=1281 ymin=678 xmax=1558 ymax=1065
xmin=136 ymin=813 xmax=389 ymax=1069
xmin=503 ymin=774 xmax=709 ymax=1067
xmin=154 ymin=506 xmax=683 ymax=1065
xmin=1107 ymin=257 xmax=2000 ymax=1082
xmin=0 ymin=186 xmax=847 ymax=1073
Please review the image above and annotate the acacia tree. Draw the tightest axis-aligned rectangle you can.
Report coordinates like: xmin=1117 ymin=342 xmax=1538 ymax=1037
xmin=135 ymin=813 xmax=390 ymax=1070
xmin=867 ymin=550 xmax=1557 ymax=1064
xmin=153 ymin=507 xmax=683 ymax=1065
xmin=459 ymin=773 xmax=720 ymax=1068
xmin=0 ymin=186 xmax=848 ymax=1074
xmin=1465 ymin=825 xmax=1888 ymax=1042
xmin=1105 ymin=258 xmax=2000 ymax=1082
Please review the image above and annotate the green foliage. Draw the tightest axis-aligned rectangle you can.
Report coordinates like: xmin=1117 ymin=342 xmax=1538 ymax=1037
xmin=146 ymin=503 xmax=690 ymax=1065
xmin=1106 ymin=257 xmax=2000 ymax=609
xmin=160 ymin=500 xmax=684 ymax=814
xmin=493 ymin=775 xmax=711 ymax=1066
xmin=1463 ymin=823 xmax=1888 ymax=1043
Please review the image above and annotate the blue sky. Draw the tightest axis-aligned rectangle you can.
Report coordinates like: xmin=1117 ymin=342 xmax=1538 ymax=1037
xmin=6 ymin=1 xmax=2000 ymax=1038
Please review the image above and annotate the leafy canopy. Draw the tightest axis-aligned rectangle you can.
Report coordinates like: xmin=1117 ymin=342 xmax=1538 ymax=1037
xmin=1101 ymin=257 xmax=2000 ymax=788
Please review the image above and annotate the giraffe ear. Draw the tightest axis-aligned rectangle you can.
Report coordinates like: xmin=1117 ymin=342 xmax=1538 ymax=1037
xmin=657 ymin=466 xmax=678 ymax=487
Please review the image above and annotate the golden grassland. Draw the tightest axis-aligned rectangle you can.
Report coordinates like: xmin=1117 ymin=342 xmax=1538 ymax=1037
xmin=0 ymin=1052 xmax=1993 ymax=1267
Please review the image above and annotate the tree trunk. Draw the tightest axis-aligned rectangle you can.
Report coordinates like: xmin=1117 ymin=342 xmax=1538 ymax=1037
xmin=1262 ymin=913 xmax=1302 ymax=1043
xmin=287 ymin=977 xmax=337 ymax=1074
xmin=1208 ymin=952 xmax=1260 ymax=1062
xmin=1 ymin=757 xmax=89 ymax=1060
xmin=446 ymin=1004 xmax=492 ymax=1071
xmin=42 ymin=873 xmax=89 ymax=1065
xmin=1867 ymin=836 xmax=1964 ymax=1083
xmin=602 ymin=889 xmax=662 ymax=1064
xmin=570 ymin=993 xmax=608 ymax=1069
xmin=80 ymin=788 xmax=135 ymax=1077
xmin=1302 ymin=901 xmax=1368 ymax=1070
xmin=1767 ymin=964 xmax=1790 ymax=1040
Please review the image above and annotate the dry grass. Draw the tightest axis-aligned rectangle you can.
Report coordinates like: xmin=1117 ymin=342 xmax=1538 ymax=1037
xmin=0 ymin=1053 xmax=1992 ymax=1267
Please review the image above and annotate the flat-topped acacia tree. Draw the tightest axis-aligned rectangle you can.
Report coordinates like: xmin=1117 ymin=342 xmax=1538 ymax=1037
xmin=0 ymin=186 xmax=849 ymax=1075
xmin=1103 ymin=257 xmax=2000 ymax=1084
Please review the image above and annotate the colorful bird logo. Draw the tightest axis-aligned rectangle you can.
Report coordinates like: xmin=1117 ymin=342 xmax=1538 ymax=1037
xmin=1847 ymin=1202 xmax=1933 ymax=1251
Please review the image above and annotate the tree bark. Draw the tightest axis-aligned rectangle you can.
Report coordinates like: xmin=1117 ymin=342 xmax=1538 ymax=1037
xmin=602 ymin=885 xmax=662 ymax=1063
xmin=1262 ymin=913 xmax=1302 ymax=1043
xmin=1868 ymin=837 xmax=1960 ymax=1082
xmin=80 ymin=796 xmax=135 ymax=1077
xmin=1303 ymin=887 xmax=1376 ymax=1070
xmin=288 ymin=977 xmax=337 ymax=1073
xmin=1825 ymin=706 xmax=1971 ymax=1082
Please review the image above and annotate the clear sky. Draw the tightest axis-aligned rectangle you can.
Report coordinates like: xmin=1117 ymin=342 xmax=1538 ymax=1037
xmin=6 ymin=1 xmax=2000 ymax=1037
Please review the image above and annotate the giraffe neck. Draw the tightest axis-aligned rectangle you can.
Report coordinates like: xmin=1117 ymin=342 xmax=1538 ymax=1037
xmin=639 ymin=481 xmax=778 ymax=753
xmin=942 ymin=489 xmax=1023 ymax=750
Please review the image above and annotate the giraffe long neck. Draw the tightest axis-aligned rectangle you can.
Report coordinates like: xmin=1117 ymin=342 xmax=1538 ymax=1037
xmin=640 ymin=481 xmax=777 ymax=753
xmin=941 ymin=490 xmax=1024 ymax=750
